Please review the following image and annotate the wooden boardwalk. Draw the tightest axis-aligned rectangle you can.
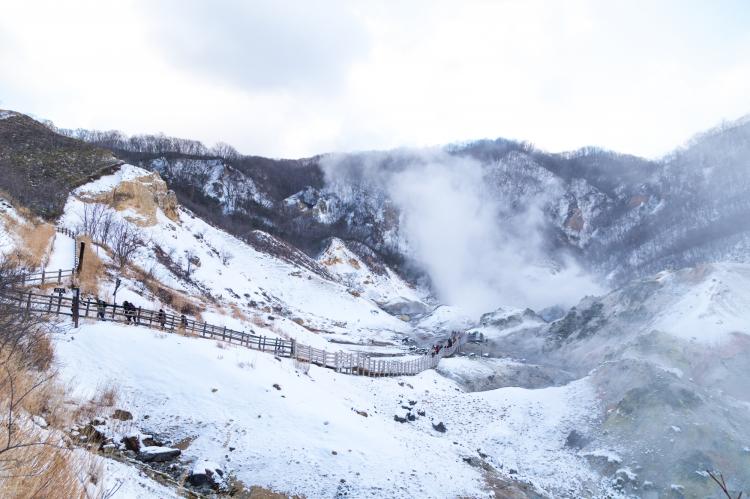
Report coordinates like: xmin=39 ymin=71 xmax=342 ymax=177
xmin=2 ymin=267 xmax=465 ymax=377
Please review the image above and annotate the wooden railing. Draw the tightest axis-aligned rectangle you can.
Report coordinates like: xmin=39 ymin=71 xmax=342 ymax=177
xmin=3 ymin=267 xmax=465 ymax=377
xmin=6 ymin=268 xmax=76 ymax=287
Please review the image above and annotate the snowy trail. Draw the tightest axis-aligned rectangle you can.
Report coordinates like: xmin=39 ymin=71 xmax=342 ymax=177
xmin=5 ymin=264 xmax=467 ymax=378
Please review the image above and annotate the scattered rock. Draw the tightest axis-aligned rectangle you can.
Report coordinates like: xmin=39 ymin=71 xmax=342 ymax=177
xmin=211 ymin=388 xmax=218 ymax=393
xmin=331 ymin=450 xmax=338 ymax=455
xmin=188 ymin=460 xmax=227 ymax=491
xmin=407 ymin=413 xmax=416 ymax=422
xmin=417 ymin=410 xmax=426 ymax=417
xmin=142 ymin=436 xmax=164 ymax=447
xmin=432 ymin=422 xmax=447 ymax=433
xmin=137 ymin=446 xmax=181 ymax=463
xmin=121 ymin=435 xmax=141 ymax=452
xmin=80 ymin=424 xmax=106 ymax=447
xmin=564 ymin=430 xmax=590 ymax=450
xmin=273 ymin=384 xmax=282 ymax=391
xmin=352 ymin=409 xmax=368 ymax=417
xmin=394 ymin=415 xmax=408 ymax=423
xmin=112 ymin=409 xmax=133 ymax=421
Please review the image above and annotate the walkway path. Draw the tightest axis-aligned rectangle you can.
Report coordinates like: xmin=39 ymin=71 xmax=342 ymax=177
xmin=2 ymin=267 xmax=465 ymax=377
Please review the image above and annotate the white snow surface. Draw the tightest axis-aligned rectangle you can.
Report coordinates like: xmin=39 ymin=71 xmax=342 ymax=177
xmin=54 ymin=322 xmax=607 ymax=498
xmin=47 ymin=231 xmax=76 ymax=270
xmin=72 ymin=163 xmax=151 ymax=196
xmin=647 ymin=263 xmax=750 ymax=344
xmin=92 ymin=453 xmax=180 ymax=498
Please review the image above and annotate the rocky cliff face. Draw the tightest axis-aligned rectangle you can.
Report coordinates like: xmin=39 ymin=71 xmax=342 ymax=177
xmin=110 ymin=119 xmax=750 ymax=292
xmin=21 ymin=112 xmax=745 ymax=296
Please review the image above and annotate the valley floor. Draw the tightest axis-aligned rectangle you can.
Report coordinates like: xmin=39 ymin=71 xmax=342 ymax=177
xmin=54 ymin=321 xmax=608 ymax=498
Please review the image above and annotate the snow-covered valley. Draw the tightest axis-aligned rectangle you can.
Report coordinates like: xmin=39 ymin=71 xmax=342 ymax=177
xmin=0 ymin=114 xmax=749 ymax=498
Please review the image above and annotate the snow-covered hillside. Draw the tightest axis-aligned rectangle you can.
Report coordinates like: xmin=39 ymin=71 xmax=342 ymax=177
xmin=2 ymin=160 xmax=748 ymax=498
xmin=56 ymin=164 xmax=417 ymax=350
xmin=55 ymin=322 xmax=607 ymax=498
xmin=482 ymin=262 xmax=750 ymax=496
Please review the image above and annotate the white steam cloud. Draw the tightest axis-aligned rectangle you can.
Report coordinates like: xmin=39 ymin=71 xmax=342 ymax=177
xmin=324 ymin=150 xmax=603 ymax=317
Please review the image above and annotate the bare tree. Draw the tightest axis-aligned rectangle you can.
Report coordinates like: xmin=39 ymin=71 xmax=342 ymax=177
xmin=183 ymin=249 xmax=200 ymax=277
xmin=211 ymin=142 xmax=239 ymax=160
xmin=107 ymin=222 xmax=142 ymax=268
xmin=219 ymin=249 xmax=233 ymax=266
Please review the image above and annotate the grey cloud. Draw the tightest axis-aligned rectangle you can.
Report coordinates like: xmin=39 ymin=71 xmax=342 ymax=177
xmin=143 ymin=0 xmax=370 ymax=93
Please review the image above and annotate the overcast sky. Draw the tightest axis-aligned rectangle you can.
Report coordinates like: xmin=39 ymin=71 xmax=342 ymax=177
xmin=2 ymin=0 xmax=749 ymax=158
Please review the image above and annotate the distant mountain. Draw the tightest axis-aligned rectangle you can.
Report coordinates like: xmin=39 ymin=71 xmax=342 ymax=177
xmin=5 ymin=110 xmax=750 ymax=288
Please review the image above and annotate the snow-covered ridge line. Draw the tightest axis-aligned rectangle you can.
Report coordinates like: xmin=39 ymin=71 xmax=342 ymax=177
xmin=7 ymin=260 xmax=466 ymax=377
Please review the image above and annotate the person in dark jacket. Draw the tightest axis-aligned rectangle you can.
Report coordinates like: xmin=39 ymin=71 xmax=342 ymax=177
xmin=97 ymin=299 xmax=106 ymax=320
xmin=157 ymin=309 xmax=167 ymax=329
xmin=122 ymin=301 xmax=132 ymax=323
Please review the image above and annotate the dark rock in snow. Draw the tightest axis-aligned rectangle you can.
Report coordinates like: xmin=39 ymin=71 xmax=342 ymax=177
xmin=565 ymin=430 xmax=590 ymax=450
xmin=432 ymin=422 xmax=447 ymax=433
xmin=137 ymin=446 xmax=181 ymax=463
xmin=273 ymin=383 xmax=282 ymax=390
xmin=394 ymin=415 xmax=408 ymax=423
xmin=188 ymin=460 xmax=226 ymax=491
xmin=112 ymin=409 xmax=133 ymax=421
xmin=142 ymin=436 xmax=164 ymax=447
xmin=121 ymin=435 xmax=141 ymax=452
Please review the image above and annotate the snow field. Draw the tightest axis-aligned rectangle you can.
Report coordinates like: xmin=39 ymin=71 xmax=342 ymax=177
xmin=55 ymin=322 xmax=607 ymax=498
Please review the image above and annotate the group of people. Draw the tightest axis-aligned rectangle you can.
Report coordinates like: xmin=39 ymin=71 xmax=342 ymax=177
xmin=430 ymin=331 xmax=462 ymax=358
xmin=93 ymin=297 xmax=189 ymax=332
xmin=121 ymin=301 xmax=139 ymax=324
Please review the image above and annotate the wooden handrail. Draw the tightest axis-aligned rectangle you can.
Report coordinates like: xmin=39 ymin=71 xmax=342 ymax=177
xmin=2 ymin=266 xmax=466 ymax=377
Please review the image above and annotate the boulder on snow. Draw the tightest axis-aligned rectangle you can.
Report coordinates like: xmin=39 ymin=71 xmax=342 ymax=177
xmin=188 ymin=460 xmax=227 ymax=490
xmin=564 ymin=430 xmax=590 ymax=450
xmin=137 ymin=446 xmax=181 ymax=463
xmin=121 ymin=435 xmax=140 ymax=452
xmin=432 ymin=422 xmax=447 ymax=433
xmin=112 ymin=409 xmax=133 ymax=421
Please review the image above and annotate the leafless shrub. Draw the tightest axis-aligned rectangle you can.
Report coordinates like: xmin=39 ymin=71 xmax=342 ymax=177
xmin=0 ymin=260 xmax=95 ymax=497
xmin=183 ymin=249 xmax=200 ymax=277
xmin=707 ymin=470 xmax=743 ymax=499
xmin=107 ymin=222 xmax=142 ymax=269
xmin=220 ymin=249 xmax=233 ymax=266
